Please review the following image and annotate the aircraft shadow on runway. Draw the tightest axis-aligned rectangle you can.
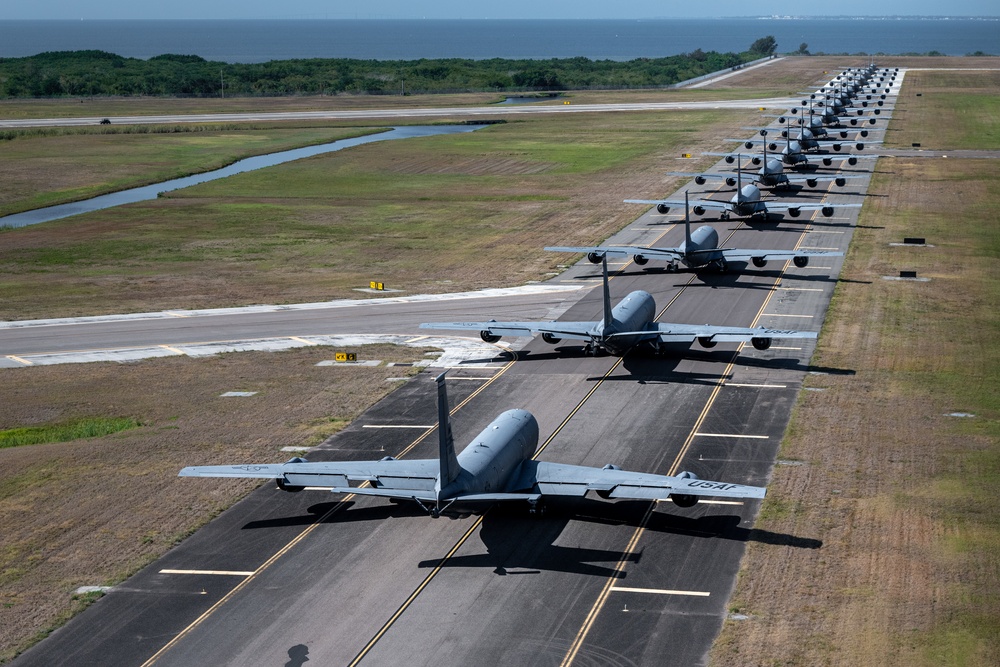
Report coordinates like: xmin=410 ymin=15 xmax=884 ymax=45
xmin=418 ymin=502 xmax=646 ymax=578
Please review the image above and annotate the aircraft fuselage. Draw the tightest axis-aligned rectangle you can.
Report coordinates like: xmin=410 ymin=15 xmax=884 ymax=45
xmin=599 ymin=290 xmax=657 ymax=355
xmin=441 ymin=408 xmax=539 ymax=499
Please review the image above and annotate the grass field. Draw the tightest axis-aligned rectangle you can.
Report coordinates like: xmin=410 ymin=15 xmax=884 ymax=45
xmin=0 ymin=125 xmax=380 ymax=216
xmin=710 ymin=72 xmax=1000 ymax=667
xmin=888 ymin=69 xmax=1000 ymax=149
xmin=0 ymin=109 xmax=743 ymax=320
xmin=0 ymin=344 xmax=430 ymax=663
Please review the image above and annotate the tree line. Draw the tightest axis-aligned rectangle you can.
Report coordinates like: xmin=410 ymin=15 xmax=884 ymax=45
xmin=0 ymin=39 xmax=777 ymax=98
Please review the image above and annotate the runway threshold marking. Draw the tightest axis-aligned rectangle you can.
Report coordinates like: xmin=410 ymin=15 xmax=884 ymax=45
xmin=561 ymin=219 xmax=795 ymax=667
xmin=6 ymin=355 xmax=32 ymax=365
xmin=610 ymin=586 xmax=710 ymax=597
xmin=142 ymin=360 xmax=517 ymax=667
xmin=348 ymin=356 xmax=628 ymax=666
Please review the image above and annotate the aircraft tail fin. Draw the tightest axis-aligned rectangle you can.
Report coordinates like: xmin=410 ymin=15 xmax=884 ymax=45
xmin=683 ymin=191 xmax=692 ymax=248
xmin=435 ymin=372 xmax=461 ymax=487
xmin=602 ymin=255 xmax=613 ymax=330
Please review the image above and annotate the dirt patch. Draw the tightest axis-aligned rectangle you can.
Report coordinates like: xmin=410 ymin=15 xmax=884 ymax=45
xmin=0 ymin=345 xmax=431 ymax=663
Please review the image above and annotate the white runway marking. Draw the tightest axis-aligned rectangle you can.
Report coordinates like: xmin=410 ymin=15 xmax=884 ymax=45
xmin=362 ymin=424 xmax=435 ymax=429
xmin=724 ymin=383 xmax=786 ymax=388
xmin=698 ymin=500 xmax=745 ymax=506
xmin=777 ymin=287 xmax=823 ymax=292
xmin=159 ymin=569 xmax=255 ymax=576
xmin=611 ymin=586 xmax=711 ymax=597
xmin=765 ymin=313 xmax=814 ymax=318
xmin=696 ymin=433 xmax=769 ymax=439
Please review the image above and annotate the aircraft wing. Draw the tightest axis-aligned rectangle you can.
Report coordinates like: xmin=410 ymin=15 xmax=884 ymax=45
xmin=544 ymin=245 xmax=685 ymax=262
xmin=763 ymin=201 xmax=862 ymax=213
xmin=714 ymin=248 xmax=843 ymax=262
xmin=528 ymin=461 xmax=765 ymax=500
xmin=665 ymin=172 xmax=733 ymax=181
xmin=179 ymin=459 xmax=440 ymax=494
xmin=781 ymin=173 xmax=866 ymax=185
xmin=624 ymin=198 xmax=730 ymax=212
xmin=650 ymin=322 xmax=818 ymax=344
xmin=419 ymin=320 xmax=597 ymax=342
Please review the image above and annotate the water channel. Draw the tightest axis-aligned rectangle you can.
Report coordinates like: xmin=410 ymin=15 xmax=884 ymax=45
xmin=0 ymin=124 xmax=481 ymax=229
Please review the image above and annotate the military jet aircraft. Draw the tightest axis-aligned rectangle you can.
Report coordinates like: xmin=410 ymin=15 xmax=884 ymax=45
xmin=717 ymin=134 xmax=878 ymax=170
xmin=180 ymin=373 xmax=766 ymax=517
xmin=545 ymin=192 xmax=842 ymax=273
xmin=672 ymin=142 xmax=864 ymax=191
xmin=626 ymin=155 xmax=860 ymax=221
xmin=419 ymin=255 xmax=818 ymax=355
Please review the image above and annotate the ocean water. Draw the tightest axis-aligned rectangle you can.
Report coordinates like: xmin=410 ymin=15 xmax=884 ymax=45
xmin=0 ymin=19 xmax=997 ymax=63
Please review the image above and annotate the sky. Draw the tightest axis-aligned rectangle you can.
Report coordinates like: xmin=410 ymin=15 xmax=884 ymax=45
xmin=2 ymin=1 xmax=997 ymax=20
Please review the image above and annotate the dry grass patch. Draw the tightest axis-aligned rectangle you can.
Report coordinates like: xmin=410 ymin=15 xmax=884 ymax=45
xmin=710 ymin=158 xmax=1000 ymax=667
xmin=0 ymin=344 xmax=430 ymax=663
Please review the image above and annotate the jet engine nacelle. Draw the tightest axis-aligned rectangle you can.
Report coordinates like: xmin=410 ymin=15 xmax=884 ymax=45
xmin=633 ymin=255 xmax=649 ymax=266
xmin=839 ymin=130 xmax=849 ymax=139
xmin=860 ymin=130 xmax=869 ymax=138
xmin=848 ymin=157 xmax=858 ymax=166
xmin=751 ymin=256 xmax=767 ymax=268
xmin=874 ymin=108 xmax=881 ymax=115
xmin=823 ymin=157 xmax=833 ymax=166
xmin=745 ymin=141 xmax=755 ymax=150
xmin=780 ymin=129 xmax=788 ymax=138
xmin=759 ymin=129 xmax=768 ymax=136
xmin=725 ymin=155 xmax=735 ymax=164
xmin=541 ymin=332 xmax=561 ymax=344
xmin=822 ymin=206 xmax=835 ymax=217
xmin=671 ymin=471 xmax=700 ymax=507
xmin=480 ymin=331 xmax=501 ymax=343
xmin=587 ymin=252 xmax=603 ymax=264
xmin=768 ymin=142 xmax=778 ymax=152
xmin=276 ymin=457 xmax=309 ymax=492
xmin=694 ymin=175 xmax=707 ymax=185
xmin=793 ymin=256 xmax=809 ymax=268
xmin=806 ymin=178 xmax=818 ymax=188
xmin=697 ymin=336 xmax=717 ymax=348
xmin=671 ymin=494 xmax=698 ymax=508
xmin=725 ymin=177 xmax=736 ymax=187
xmin=788 ymin=207 xmax=801 ymax=218
xmin=832 ymin=143 xmax=843 ymax=152
xmin=835 ymin=177 xmax=846 ymax=187
xmin=692 ymin=205 xmax=705 ymax=216
xmin=751 ymin=156 xmax=762 ymax=166
xmin=656 ymin=203 xmax=670 ymax=214
xmin=751 ymin=336 xmax=773 ymax=351
xmin=276 ymin=478 xmax=305 ymax=493
xmin=855 ymin=142 xmax=865 ymax=151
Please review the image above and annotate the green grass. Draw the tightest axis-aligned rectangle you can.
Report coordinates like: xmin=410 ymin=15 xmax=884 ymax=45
xmin=0 ymin=108 xmax=744 ymax=319
xmin=890 ymin=70 xmax=1000 ymax=149
xmin=0 ymin=125 xmax=382 ymax=217
xmin=0 ymin=417 xmax=141 ymax=449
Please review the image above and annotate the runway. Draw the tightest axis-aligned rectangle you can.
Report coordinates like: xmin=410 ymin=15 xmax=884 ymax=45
xmin=10 ymin=68 xmax=898 ymax=666
xmin=0 ymin=98 xmax=801 ymax=129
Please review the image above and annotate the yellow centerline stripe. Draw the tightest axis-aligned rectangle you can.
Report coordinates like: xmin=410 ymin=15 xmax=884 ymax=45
xmin=143 ymin=360 xmax=517 ymax=666
xmin=560 ymin=209 xmax=801 ymax=666
xmin=348 ymin=355 xmax=628 ymax=664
